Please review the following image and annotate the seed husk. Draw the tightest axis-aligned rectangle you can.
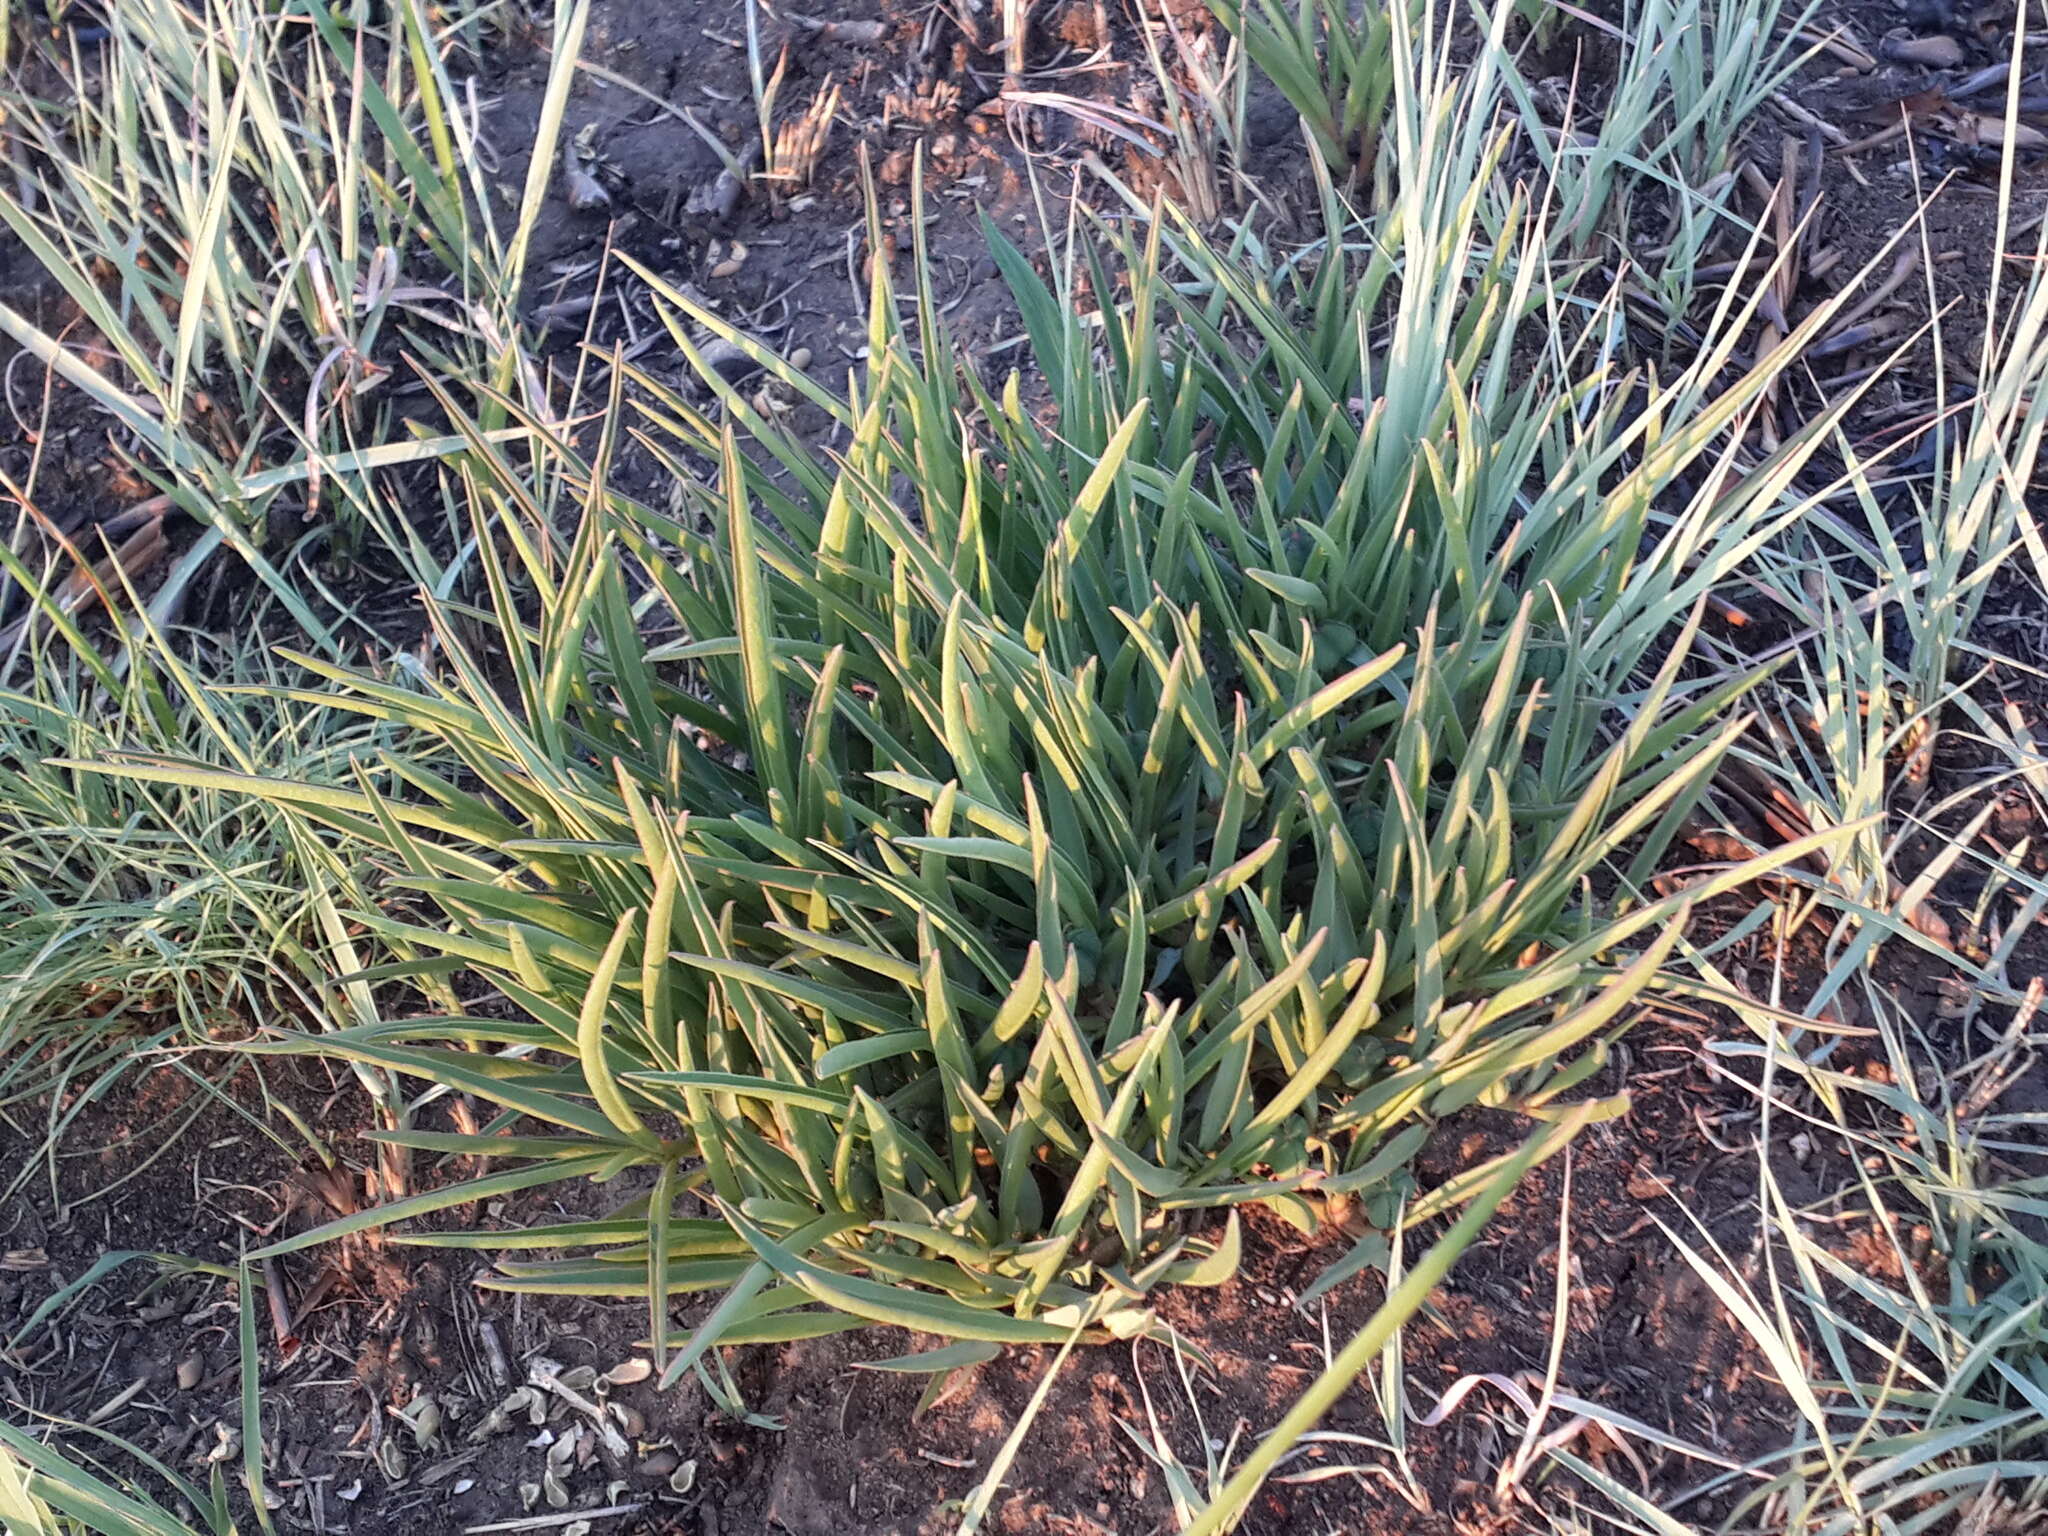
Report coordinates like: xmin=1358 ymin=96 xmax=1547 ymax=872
xmin=409 ymin=1395 xmax=442 ymax=1448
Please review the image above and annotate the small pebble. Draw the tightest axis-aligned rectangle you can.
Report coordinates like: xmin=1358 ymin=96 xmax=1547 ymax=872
xmin=635 ymin=1448 xmax=679 ymax=1479
xmin=1881 ymin=31 xmax=1964 ymax=67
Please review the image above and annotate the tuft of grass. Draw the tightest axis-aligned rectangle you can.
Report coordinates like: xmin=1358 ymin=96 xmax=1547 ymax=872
xmin=1562 ymin=973 xmax=2048 ymax=1534
xmin=1500 ymin=0 xmax=1816 ymax=277
xmin=0 ymin=614 xmax=453 ymax=1204
xmin=0 ymin=0 xmax=589 ymax=629
xmin=1205 ymin=0 xmax=1413 ymax=181
xmin=80 ymin=5 xmax=1883 ymax=1374
xmin=0 ymin=1420 xmax=233 ymax=1536
xmin=1455 ymin=133 xmax=2048 ymax=1527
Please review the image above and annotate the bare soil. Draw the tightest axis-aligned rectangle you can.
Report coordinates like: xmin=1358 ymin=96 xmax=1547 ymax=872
xmin=0 ymin=1007 xmax=1822 ymax=1536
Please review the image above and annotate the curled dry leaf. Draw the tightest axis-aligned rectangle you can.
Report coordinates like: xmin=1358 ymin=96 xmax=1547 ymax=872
xmin=0 ymin=497 xmax=169 ymax=663
xmin=1905 ymin=900 xmax=1953 ymax=947
xmin=530 ymin=1357 xmax=631 ymax=1463
xmin=1937 ymin=108 xmax=2048 ymax=149
xmin=468 ymin=1385 xmax=537 ymax=1443
xmin=408 ymin=1394 xmax=442 ymax=1448
xmin=478 ymin=1319 xmax=512 ymax=1387
xmin=686 ymin=140 xmax=759 ymax=225
xmin=604 ymin=1358 xmax=653 ymax=1387
xmin=1799 ymin=23 xmax=1877 ymax=70
xmin=562 ymin=143 xmax=611 ymax=212
xmin=543 ymin=1467 xmax=571 ymax=1509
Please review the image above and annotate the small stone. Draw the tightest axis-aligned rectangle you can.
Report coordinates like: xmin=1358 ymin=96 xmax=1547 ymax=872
xmin=1881 ymin=30 xmax=1964 ymax=67
xmin=635 ymin=1448 xmax=679 ymax=1479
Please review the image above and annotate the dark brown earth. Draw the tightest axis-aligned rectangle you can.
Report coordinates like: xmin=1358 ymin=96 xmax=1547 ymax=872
xmin=0 ymin=1004 xmax=1835 ymax=1536
xmin=5 ymin=0 xmax=2048 ymax=1532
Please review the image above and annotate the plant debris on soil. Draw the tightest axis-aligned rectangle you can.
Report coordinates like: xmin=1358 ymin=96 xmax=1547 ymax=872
xmin=1 ymin=1004 xmax=1864 ymax=1536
